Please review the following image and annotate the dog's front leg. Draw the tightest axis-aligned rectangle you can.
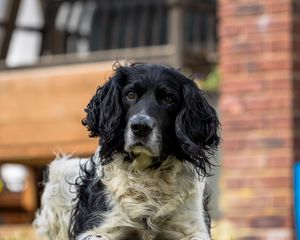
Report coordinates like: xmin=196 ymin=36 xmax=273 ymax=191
xmin=160 ymin=230 xmax=210 ymax=240
xmin=76 ymin=226 xmax=142 ymax=240
xmin=163 ymin=210 xmax=211 ymax=240
xmin=77 ymin=229 xmax=123 ymax=240
xmin=77 ymin=232 xmax=110 ymax=240
xmin=181 ymin=232 xmax=211 ymax=240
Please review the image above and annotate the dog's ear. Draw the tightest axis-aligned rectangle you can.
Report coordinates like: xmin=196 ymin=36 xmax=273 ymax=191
xmin=82 ymin=67 xmax=127 ymax=158
xmin=175 ymin=81 xmax=221 ymax=176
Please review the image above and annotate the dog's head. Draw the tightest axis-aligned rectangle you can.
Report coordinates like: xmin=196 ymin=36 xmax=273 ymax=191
xmin=82 ymin=62 xmax=220 ymax=176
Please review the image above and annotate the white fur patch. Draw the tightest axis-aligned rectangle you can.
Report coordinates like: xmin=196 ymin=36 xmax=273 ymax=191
xmin=34 ymin=153 xmax=210 ymax=240
xmin=33 ymin=156 xmax=89 ymax=240
xmin=131 ymin=145 xmax=154 ymax=157
xmin=86 ymin=154 xmax=210 ymax=240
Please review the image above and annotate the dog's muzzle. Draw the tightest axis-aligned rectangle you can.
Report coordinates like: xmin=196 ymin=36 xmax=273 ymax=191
xmin=124 ymin=114 xmax=162 ymax=157
xmin=130 ymin=115 xmax=155 ymax=138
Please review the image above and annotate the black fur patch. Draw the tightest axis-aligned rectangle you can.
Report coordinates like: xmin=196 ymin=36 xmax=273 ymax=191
xmin=203 ymin=183 xmax=212 ymax=237
xmin=68 ymin=156 xmax=110 ymax=239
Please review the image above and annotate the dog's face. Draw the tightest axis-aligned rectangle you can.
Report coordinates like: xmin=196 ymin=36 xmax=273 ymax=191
xmin=82 ymin=63 xmax=220 ymax=176
xmin=122 ymin=68 xmax=182 ymax=158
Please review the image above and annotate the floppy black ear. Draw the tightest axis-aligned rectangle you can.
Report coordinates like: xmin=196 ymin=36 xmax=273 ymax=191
xmin=82 ymin=68 xmax=126 ymax=159
xmin=175 ymin=82 xmax=221 ymax=176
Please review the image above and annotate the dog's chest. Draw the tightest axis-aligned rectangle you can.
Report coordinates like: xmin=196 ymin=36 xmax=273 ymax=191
xmin=101 ymin=155 xmax=197 ymax=226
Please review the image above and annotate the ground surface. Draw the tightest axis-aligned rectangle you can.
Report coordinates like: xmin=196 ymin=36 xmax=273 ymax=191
xmin=0 ymin=224 xmax=44 ymax=240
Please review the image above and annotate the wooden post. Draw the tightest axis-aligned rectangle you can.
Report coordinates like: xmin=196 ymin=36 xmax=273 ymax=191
xmin=167 ymin=0 xmax=184 ymax=68
xmin=0 ymin=0 xmax=21 ymax=59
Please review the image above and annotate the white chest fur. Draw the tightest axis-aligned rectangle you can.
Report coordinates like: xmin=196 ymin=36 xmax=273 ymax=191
xmin=97 ymin=154 xmax=209 ymax=239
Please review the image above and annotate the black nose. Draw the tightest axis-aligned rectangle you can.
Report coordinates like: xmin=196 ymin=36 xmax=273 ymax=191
xmin=130 ymin=116 xmax=153 ymax=137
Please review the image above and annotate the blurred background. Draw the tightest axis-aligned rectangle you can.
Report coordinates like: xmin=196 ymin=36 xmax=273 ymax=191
xmin=0 ymin=0 xmax=298 ymax=239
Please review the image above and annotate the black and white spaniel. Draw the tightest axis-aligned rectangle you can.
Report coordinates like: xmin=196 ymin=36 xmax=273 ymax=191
xmin=33 ymin=62 xmax=221 ymax=240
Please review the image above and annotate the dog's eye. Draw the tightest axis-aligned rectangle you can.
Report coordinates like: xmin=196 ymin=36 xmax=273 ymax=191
xmin=127 ymin=91 xmax=137 ymax=100
xmin=163 ymin=95 xmax=175 ymax=104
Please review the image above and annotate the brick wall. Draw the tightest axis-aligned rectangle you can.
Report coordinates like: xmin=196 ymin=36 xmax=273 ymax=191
xmin=218 ymin=0 xmax=297 ymax=239
xmin=293 ymin=0 xmax=300 ymax=162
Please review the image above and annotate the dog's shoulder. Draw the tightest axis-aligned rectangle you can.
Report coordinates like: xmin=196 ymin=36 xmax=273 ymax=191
xmin=33 ymin=155 xmax=89 ymax=239
xmin=48 ymin=155 xmax=86 ymax=181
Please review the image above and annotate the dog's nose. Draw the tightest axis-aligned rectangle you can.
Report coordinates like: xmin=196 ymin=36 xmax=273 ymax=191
xmin=130 ymin=116 xmax=153 ymax=137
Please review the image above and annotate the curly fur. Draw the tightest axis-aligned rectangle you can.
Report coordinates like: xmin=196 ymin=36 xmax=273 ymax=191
xmin=34 ymin=62 xmax=221 ymax=240
xmin=82 ymin=63 xmax=220 ymax=175
xmin=69 ymin=154 xmax=110 ymax=239
xmin=33 ymin=156 xmax=86 ymax=240
xmin=77 ymin=153 xmax=210 ymax=240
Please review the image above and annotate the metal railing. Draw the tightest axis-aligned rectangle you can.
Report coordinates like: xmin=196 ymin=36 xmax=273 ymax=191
xmin=0 ymin=0 xmax=217 ymax=70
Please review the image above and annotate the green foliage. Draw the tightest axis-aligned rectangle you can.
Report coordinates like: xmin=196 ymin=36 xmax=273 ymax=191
xmin=201 ymin=66 xmax=220 ymax=91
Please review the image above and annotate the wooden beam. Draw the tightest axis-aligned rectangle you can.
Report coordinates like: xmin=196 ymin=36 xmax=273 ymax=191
xmin=0 ymin=45 xmax=175 ymax=70
xmin=0 ymin=61 xmax=113 ymax=165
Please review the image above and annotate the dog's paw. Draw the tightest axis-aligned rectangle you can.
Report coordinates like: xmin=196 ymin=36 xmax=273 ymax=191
xmin=87 ymin=236 xmax=108 ymax=240
xmin=77 ymin=233 xmax=109 ymax=240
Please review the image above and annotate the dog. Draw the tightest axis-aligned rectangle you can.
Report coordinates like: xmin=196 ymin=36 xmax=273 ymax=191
xmin=33 ymin=62 xmax=221 ymax=240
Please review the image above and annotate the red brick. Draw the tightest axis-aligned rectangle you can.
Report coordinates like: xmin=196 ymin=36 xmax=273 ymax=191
xmin=218 ymin=24 xmax=241 ymax=37
xmin=226 ymin=196 xmax=273 ymax=208
xmin=224 ymin=206 xmax=291 ymax=218
xmin=226 ymin=177 xmax=292 ymax=188
xmin=269 ymin=156 xmax=293 ymax=167
xmin=235 ymin=3 xmax=264 ymax=16
xmin=265 ymin=2 xmax=291 ymax=13
xmin=221 ymin=80 xmax=265 ymax=93
xmin=221 ymin=38 xmax=291 ymax=54
xmin=272 ymin=196 xmax=293 ymax=207
xmin=222 ymin=155 xmax=269 ymax=168
xmin=239 ymin=237 xmax=262 ymax=240
xmin=250 ymin=216 xmax=286 ymax=228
